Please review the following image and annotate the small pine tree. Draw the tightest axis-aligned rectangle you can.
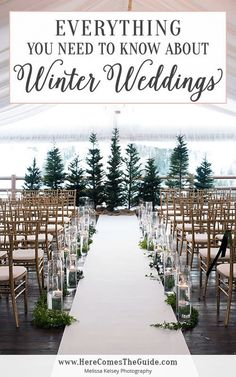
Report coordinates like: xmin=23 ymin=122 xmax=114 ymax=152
xmin=67 ymin=156 xmax=86 ymax=206
xmin=105 ymin=127 xmax=124 ymax=211
xmin=166 ymin=134 xmax=189 ymax=188
xmin=23 ymin=157 xmax=42 ymax=190
xmin=140 ymin=158 xmax=162 ymax=210
xmin=124 ymin=143 xmax=142 ymax=209
xmin=43 ymin=146 xmax=65 ymax=189
xmin=86 ymin=133 xmax=104 ymax=208
xmin=195 ymin=157 xmax=214 ymax=189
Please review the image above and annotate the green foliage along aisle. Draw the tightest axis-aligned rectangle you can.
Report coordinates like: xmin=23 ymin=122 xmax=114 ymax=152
xmin=140 ymin=158 xmax=162 ymax=210
xmin=166 ymin=134 xmax=189 ymax=189
xmin=66 ymin=155 xmax=86 ymax=206
xmin=24 ymin=157 xmax=42 ymax=190
xmin=195 ymin=156 xmax=214 ymax=189
xmin=124 ymin=143 xmax=142 ymax=209
xmin=32 ymin=291 xmax=76 ymax=329
xmin=43 ymin=145 xmax=65 ymax=189
xmin=151 ymin=294 xmax=199 ymax=331
xmin=86 ymin=133 xmax=105 ymax=209
xmin=105 ymin=127 xmax=124 ymax=211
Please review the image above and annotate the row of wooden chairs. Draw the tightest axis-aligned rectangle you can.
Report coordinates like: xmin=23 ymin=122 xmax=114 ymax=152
xmin=21 ymin=189 xmax=76 ymax=216
xmin=158 ymin=189 xmax=236 ymax=326
xmin=0 ymin=192 xmax=76 ymax=327
xmin=0 ymin=228 xmax=28 ymax=328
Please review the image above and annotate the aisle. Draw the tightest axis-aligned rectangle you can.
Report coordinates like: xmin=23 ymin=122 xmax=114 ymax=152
xmin=58 ymin=215 xmax=189 ymax=355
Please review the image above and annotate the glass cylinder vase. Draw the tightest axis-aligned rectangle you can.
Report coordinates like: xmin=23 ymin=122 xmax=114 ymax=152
xmin=78 ymin=229 xmax=89 ymax=260
xmin=47 ymin=259 xmax=63 ymax=311
xmin=145 ymin=201 xmax=153 ymax=214
xmin=66 ymin=254 xmax=78 ymax=289
xmin=176 ymin=266 xmax=192 ymax=321
xmin=89 ymin=209 xmax=96 ymax=229
xmin=147 ymin=231 xmax=155 ymax=254
xmin=163 ymin=250 xmax=177 ymax=295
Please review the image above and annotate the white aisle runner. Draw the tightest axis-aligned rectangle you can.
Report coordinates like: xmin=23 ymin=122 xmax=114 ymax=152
xmin=58 ymin=215 xmax=190 ymax=355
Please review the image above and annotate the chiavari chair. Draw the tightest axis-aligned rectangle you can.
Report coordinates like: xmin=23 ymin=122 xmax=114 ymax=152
xmin=10 ymin=219 xmax=44 ymax=293
xmin=216 ymin=229 xmax=236 ymax=326
xmin=0 ymin=222 xmax=28 ymax=327
xmin=198 ymin=203 xmax=233 ymax=297
xmin=186 ymin=199 xmax=209 ymax=267
xmin=176 ymin=197 xmax=197 ymax=255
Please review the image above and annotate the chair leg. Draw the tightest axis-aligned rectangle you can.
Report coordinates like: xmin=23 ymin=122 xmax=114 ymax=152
xmin=42 ymin=242 xmax=50 ymax=261
xmin=36 ymin=263 xmax=43 ymax=294
xmin=199 ymin=258 xmax=203 ymax=288
xmin=24 ymin=274 xmax=28 ymax=314
xmin=225 ymin=279 xmax=233 ymax=327
xmin=190 ymin=246 xmax=194 ymax=268
xmin=11 ymin=286 xmax=19 ymax=328
xmin=203 ymin=275 xmax=209 ymax=298
xmin=186 ymin=242 xmax=190 ymax=265
xmin=41 ymin=265 xmax=44 ymax=289
xmin=176 ymin=234 xmax=179 ymax=253
xmin=216 ymin=272 xmax=220 ymax=319
xmin=180 ymin=234 xmax=184 ymax=256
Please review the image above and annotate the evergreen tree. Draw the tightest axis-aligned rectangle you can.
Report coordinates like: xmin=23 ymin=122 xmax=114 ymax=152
xmin=166 ymin=134 xmax=189 ymax=188
xmin=105 ymin=127 xmax=124 ymax=211
xmin=67 ymin=156 xmax=86 ymax=206
xmin=23 ymin=157 xmax=42 ymax=190
xmin=124 ymin=143 xmax=142 ymax=209
xmin=43 ymin=146 xmax=65 ymax=189
xmin=140 ymin=158 xmax=162 ymax=210
xmin=187 ymin=173 xmax=195 ymax=190
xmin=86 ymin=133 xmax=104 ymax=208
xmin=195 ymin=156 xmax=214 ymax=189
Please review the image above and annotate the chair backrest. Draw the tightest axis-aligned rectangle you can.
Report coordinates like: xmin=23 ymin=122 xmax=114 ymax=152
xmin=7 ymin=219 xmax=40 ymax=254
xmin=206 ymin=229 xmax=231 ymax=277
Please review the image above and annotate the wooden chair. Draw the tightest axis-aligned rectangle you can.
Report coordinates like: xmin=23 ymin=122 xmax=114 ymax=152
xmin=176 ymin=197 xmax=196 ymax=255
xmin=186 ymin=202 xmax=209 ymax=267
xmin=46 ymin=198 xmax=65 ymax=249
xmin=168 ymin=194 xmax=184 ymax=236
xmin=23 ymin=205 xmax=53 ymax=261
xmin=158 ymin=189 xmax=176 ymax=226
xmin=11 ymin=219 xmax=44 ymax=293
xmin=58 ymin=189 xmax=76 ymax=217
xmin=216 ymin=230 xmax=236 ymax=326
xmin=188 ymin=199 xmax=227 ymax=270
xmin=199 ymin=216 xmax=231 ymax=297
xmin=0 ymin=224 xmax=28 ymax=327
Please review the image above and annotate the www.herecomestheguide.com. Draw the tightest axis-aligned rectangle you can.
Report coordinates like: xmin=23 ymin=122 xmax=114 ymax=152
xmin=58 ymin=357 xmax=178 ymax=372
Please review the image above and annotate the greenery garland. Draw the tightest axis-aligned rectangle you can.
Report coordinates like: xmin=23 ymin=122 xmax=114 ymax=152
xmin=150 ymin=294 xmax=199 ymax=331
xmin=141 ymin=240 xmax=199 ymax=331
xmin=139 ymin=236 xmax=154 ymax=251
xmin=77 ymin=226 xmax=96 ymax=258
xmin=32 ymin=291 xmax=76 ymax=329
xmin=32 ymin=224 xmax=97 ymax=329
xmin=89 ymin=225 xmax=96 ymax=238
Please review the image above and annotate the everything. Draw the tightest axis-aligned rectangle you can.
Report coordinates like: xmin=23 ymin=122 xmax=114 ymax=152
xmin=55 ymin=18 xmax=181 ymax=37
